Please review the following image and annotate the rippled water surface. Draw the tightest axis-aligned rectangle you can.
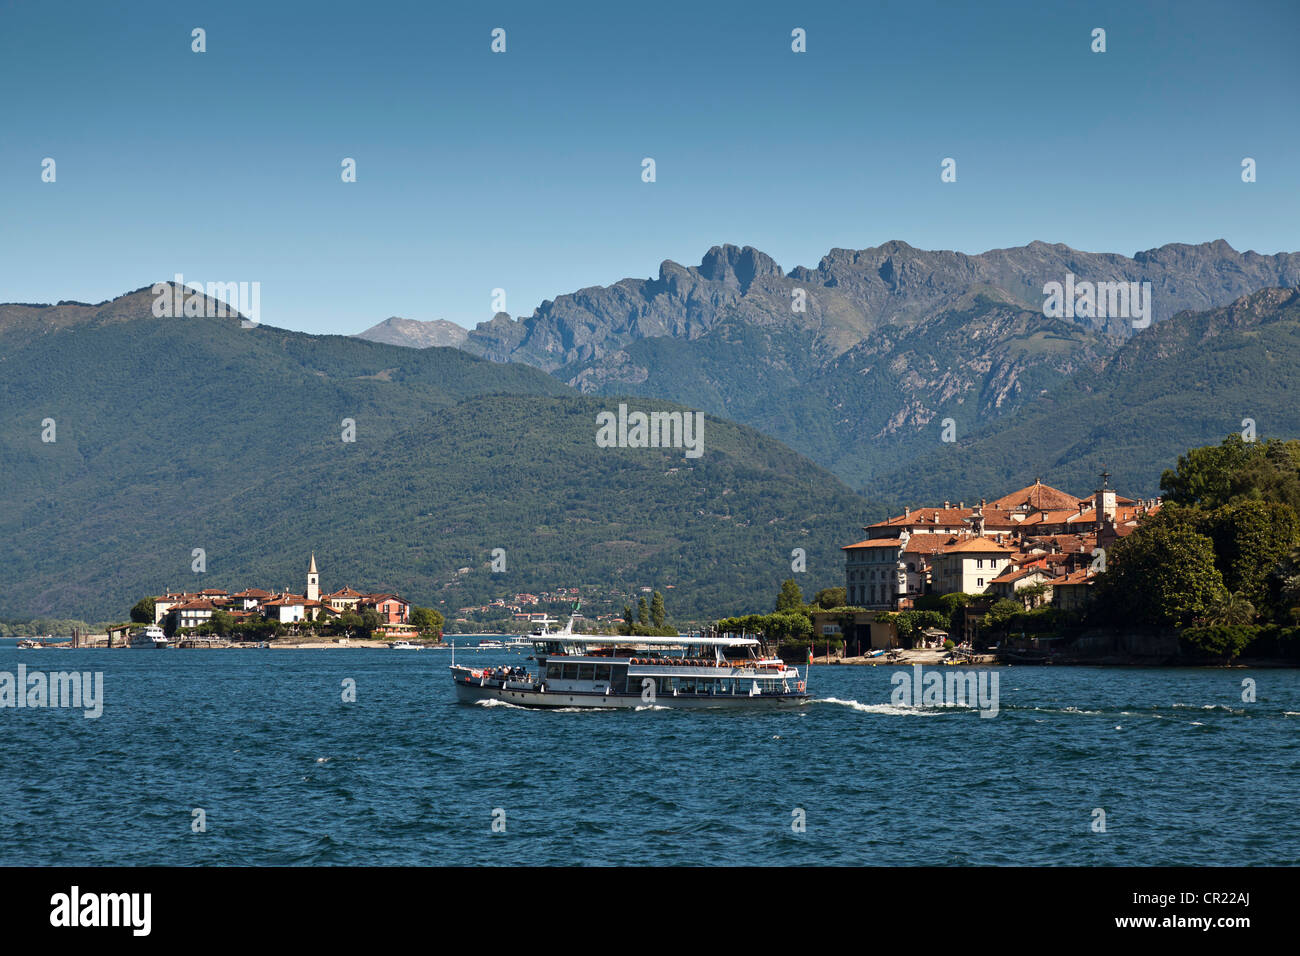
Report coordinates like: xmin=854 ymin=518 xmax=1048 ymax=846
xmin=2 ymin=642 xmax=1297 ymax=865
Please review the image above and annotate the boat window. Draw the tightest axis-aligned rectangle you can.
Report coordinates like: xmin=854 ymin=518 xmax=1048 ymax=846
xmin=547 ymin=663 xmax=562 ymax=679
xmin=593 ymin=664 xmax=611 ymax=683
xmin=562 ymin=663 xmax=579 ymax=680
xmin=578 ymin=663 xmax=595 ymax=681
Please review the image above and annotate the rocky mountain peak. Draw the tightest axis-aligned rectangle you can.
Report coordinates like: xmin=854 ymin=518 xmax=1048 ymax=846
xmin=696 ymin=244 xmax=784 ymax=291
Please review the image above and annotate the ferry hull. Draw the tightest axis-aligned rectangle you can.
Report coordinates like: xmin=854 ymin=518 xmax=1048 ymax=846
xmin=453 ymin=676 xmax=809 ymax=710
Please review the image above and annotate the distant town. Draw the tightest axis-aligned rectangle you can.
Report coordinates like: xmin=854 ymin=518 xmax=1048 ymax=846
xmin=449 ymin=585 xmax=677 ymax=633
xmin=116 ymin=553 xmax=440 ymax=645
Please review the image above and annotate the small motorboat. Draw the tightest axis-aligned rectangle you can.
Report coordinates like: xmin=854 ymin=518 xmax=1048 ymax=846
xmin=388 ymin=640 xmax=422 ymax=650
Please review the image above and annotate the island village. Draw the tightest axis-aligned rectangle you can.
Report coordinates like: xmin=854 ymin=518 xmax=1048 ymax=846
xmin=825 ymin=473 xmax=1160 ymax=657
xmin=96 ymin=554 xmax=428 ymax=648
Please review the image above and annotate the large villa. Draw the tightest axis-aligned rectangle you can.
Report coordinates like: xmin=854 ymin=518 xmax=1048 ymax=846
xmin=843 ymin=475 xmax=1161 ymax=614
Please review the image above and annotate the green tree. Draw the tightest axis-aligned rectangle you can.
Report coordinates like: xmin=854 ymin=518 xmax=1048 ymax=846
xmin=359 ymin=609 xmax=383 ymax=635
xmin=983 ymin=599 xmax=1022 ymax=631
xmin=1199 ymin=500 xmax=1300 ymax=610
xmin=890 ymin=609 xmax=949 ymax=642
xmin=1093 ymin=519 xmax=1228 ymax=628
xmin=1018 ymin=582 xmax=1050 ymax=609
xmin=767 ymin=611 xmax=813 ymax=643
xmin=621 ymin=605 xmax=634 ymax=635
xmin=1161 ymin=435 xmax=1300 ymax=511
xmin=1204 ymin=591 xmax=1256 ymax=626
xmin=1267 ymin=549 xmax=1300 ymax=624
xmin=637 ymin=596 xmax=649 ymax=626
xmin=130 ymin=597 xmax=156 ymax=624
xmin=775 ymin=578 xmax=804 ymax=613
xmin=812 ymin=587 xmax=847 ymax=609
xmin=208 ymin=609 xmax=235 ymax=635
xmin=1159 ymin=434 xmax=1261 ymax=509
xmin=650 ymin=590 xmax=666 ymax=629
xmin=1179 ymin=625 xmax=1260 ymax=662
xmin=914 ymin=592 xmax=974 ymax=632
xmin=410 ymin=606 xmax=444 ymax=636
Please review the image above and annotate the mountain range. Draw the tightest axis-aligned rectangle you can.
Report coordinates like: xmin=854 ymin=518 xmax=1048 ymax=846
xmin=355 ymin=240 xmax=1300 ymax=498
xmin=7 ymin=237 xmax=1300 ymax=622
xmin=0 ymin=286 xmax=867 ymax=622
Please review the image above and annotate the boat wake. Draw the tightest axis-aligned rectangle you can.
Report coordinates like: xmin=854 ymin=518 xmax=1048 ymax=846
xmin=813 ymin=696 xmax=945 ymax=716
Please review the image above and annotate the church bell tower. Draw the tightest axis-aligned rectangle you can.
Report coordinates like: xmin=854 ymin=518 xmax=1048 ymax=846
xmin=307 ymin=553 xmax=320 ymax=602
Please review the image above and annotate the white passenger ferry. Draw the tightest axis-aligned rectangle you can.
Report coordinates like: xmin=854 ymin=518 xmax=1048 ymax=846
xmin=450 ymin=616 xmax=809 ymax=709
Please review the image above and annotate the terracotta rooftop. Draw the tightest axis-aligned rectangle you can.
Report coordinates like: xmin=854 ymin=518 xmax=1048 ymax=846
xmin=988 ymin=480 xmax=1082 ymax=513
xmin=171 ymin=599 xmax=217 ymax=611
xmin=941 ymin=536 xmax=1017 ymax=554
xmin=843 ymin=538 xmax=908 ymax=550
xmin=1055 ymin=568 xmax=1097 ymax=585
xmin=869 ymin=507 xmax=974 ymax=528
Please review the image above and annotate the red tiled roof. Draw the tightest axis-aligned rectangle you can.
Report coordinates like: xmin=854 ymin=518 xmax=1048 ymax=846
xmin=1055 ymin=568 xmax=1096 ymax=585
xmin=988 ymin=481 xmax=1082 ymax=512
xmin=1022 ymin=509 xmax=1082 ymax=524
xmin=992 ymin=565 xmax=1050 ymax=584
xmin=941 ymin=536 xmax=1016 ymax=554
xmin=1022 ymin=534 xmax=1097 ymax=552
xmin=903 ymin=533 xmax=959 ymax=554
xmin=172 ymin=599 xmax=217 ymax=611
xmin=980 ymin=508 xmax=1023 ymax=529
xmin=869 ymin=507 xmax=974 ymax=528
xmin=843 ymin=538 xmax=907 ymax=550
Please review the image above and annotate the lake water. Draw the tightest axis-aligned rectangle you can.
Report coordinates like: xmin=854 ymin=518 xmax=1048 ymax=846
xmin=1 ymin=640 xmax=1296 ymax=865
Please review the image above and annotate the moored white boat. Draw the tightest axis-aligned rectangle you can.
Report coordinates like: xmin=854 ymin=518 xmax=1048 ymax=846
xmin=128 ymin=624 xmax=170 ymax=649
xmin=388 ymin=640 xmax=422 ymax=650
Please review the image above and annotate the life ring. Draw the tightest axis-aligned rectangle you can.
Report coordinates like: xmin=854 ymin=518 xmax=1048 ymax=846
xmin=797 ymin=681 xmax=806 ymax=692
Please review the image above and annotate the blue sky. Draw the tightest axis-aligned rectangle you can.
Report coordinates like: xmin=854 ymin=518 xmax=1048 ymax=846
xmin=2 ymin=0 xmax=1296 ymax=334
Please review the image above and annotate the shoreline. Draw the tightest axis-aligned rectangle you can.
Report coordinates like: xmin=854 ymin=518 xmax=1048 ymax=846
xmin=7 ymin=637 xmax=1296 ymax=667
